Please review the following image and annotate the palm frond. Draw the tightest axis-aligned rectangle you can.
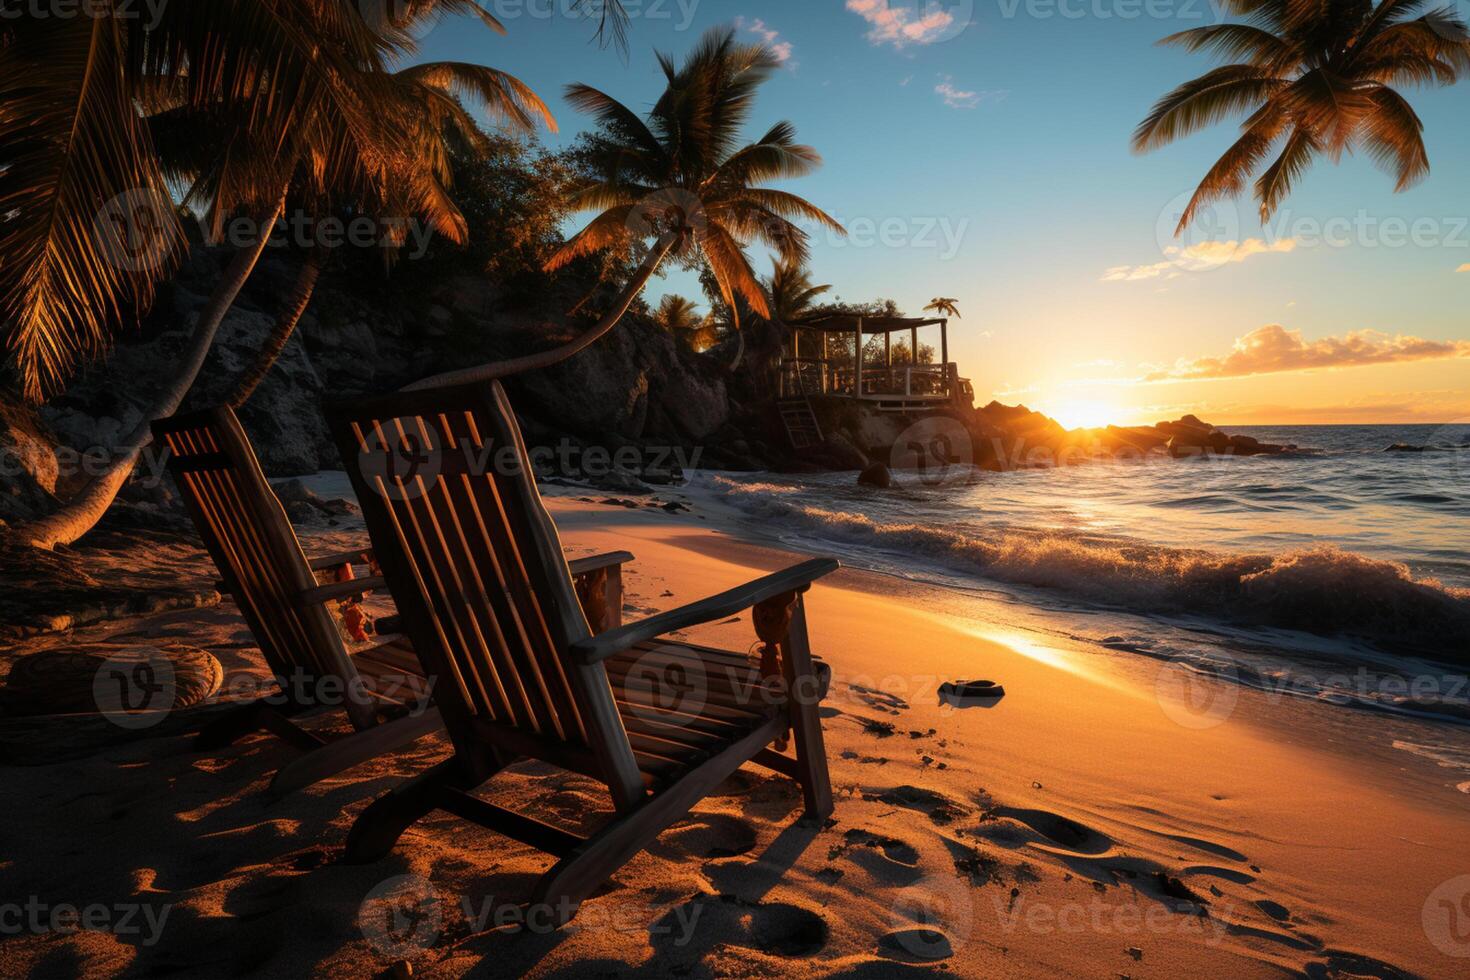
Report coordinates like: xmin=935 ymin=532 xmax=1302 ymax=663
xmin=1357 ymin=85 xmax=1430 ymax=189
xmin=1 ymin=16 xmax=183 ymax=401
xmin=1133 ymin=65 xmax=1286 ymax=152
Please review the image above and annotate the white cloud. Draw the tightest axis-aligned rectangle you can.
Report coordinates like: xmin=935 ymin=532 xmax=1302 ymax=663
xmin=933 ymin=75 xmax=1004 ymax=110
xmin=1102 ymin=238 xmax=1297 ymax=281
xmin=847 ymin=0 xmax=959 ymax=47
xmin=736 ymin=17 xmax=795 ymax=66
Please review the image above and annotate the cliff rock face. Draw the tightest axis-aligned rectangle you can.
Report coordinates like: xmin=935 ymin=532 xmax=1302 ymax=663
xmin=24 ymin=245 xmax=731 ymax=483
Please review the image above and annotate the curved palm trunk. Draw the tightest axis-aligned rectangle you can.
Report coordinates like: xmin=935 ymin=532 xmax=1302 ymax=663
xmin=19 ymin=197 xmax=287 ymax=550
xmin=228 ymin=243 xmax=330 ymax=408
xmin=402 ymin=234 xmax=678 ymax=392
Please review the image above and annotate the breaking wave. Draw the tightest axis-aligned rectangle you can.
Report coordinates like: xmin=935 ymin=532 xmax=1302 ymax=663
xmin=712 ymin=480 xmax=1470 ymax=661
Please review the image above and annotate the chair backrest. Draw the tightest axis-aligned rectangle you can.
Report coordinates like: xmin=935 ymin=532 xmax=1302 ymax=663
xmin=153 ymin=408 xmax=360 ymax=703
xmin=325 ymin=382 xmax=644 ymax=805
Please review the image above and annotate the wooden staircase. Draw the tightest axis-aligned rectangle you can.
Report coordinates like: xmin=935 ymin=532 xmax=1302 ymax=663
xmin=777 ymin=398 xmax=824 ymax=450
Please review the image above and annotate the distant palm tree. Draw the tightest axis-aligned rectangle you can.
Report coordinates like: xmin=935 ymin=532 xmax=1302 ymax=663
xmin=654 ymin=294 xmax=716 ymax=353
xmin=769 ymin=260 xmax=833 ymax=324
xmin=403 ymin=24 xmax=844 ymax=389
xmin=1134 ymin=1 xmax=1470 ymax=233
xmin=925 ymin=297 xmax=961 ymax=319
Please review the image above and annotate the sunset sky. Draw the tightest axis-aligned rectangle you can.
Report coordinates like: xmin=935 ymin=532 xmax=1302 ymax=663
xmin=421 ymin=1 xmax=1470 ymax=426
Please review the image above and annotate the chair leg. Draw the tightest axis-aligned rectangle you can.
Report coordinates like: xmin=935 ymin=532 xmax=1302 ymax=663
xmin=344 ymin=758 xmax=472 ymax=863
xmin=783 ymin=603 xmax=834 ymax=823
xmin=194 ymin=700 xmax=272 ymax=750
xmin=267 ymin=708 xmax=443 ymax=798
xmin=528 ymin=718 xmax=784 ymax=929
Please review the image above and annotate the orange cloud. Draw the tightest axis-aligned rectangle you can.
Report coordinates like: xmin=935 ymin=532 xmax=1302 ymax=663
xmin=847 ymin=0 xmax=956 ymax=46
xmin=1459 ymin=263 xmax=1470 ymax=272
xmin=1146 ymin=325 xmax=1470 ymax=381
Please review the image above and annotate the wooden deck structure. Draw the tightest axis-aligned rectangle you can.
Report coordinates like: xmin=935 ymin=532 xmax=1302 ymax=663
xmin=778 ymin=314 xmax=973 ymax=412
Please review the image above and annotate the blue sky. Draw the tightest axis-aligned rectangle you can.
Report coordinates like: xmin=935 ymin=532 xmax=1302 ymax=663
xmin=417 ymin=1 xmax=1470 ymax=424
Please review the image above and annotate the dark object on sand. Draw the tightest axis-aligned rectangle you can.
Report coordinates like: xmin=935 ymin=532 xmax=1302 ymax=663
xmin=326 ymin=380 xmax=842 ymax=929
xmin=1 ymin=645 xmax=223 ymax=718
xmin=939 ymin=679 xmax=1006 ymax=707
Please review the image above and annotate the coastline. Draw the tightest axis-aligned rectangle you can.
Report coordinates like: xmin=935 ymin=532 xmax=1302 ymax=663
xmin=4 ymin=487 xmax=1467 ymax=976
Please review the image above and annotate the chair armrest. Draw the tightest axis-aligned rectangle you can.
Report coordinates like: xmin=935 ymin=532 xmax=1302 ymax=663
xmin=296 ymin=576 xmax=387 ymax=606
xmin=568 ymin=551 xmax=635 ymax=578
xmin=569 ymin=558 xmax=838 ymax=664
xmin=307 ymin=547 xmax=376 ymax=572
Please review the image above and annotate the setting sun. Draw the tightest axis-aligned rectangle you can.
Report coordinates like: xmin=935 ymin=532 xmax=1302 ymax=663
xmin=1042 ymin=398 xmax=1123 ymax=430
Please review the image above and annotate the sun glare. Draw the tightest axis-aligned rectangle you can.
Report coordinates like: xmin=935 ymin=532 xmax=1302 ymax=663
xmin=1045 ymin=399 xmax=1122 ymax=431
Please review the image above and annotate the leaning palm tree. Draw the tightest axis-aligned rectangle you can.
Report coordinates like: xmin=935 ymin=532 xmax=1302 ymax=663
xmin=1134 ymin=0 xmax=1470 ymax=233
xmin=225 ymin=61 xmax=554 ymax=407
xmin=402 ymin=24 xmax=844 ymax=391
xmin=924 ymin=297 xmax=961 ymax=319
xmin=6 ymin=1 xmax=548 ymax=549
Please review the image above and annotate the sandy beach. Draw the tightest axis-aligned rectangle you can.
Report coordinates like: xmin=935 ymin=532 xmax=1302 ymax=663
xmin=2 ymin=491 xmax=1467 ymax=979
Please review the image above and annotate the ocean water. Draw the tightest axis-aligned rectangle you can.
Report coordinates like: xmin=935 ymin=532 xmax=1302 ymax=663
xmin=695 ymin=423 xmax=1470 ymax=736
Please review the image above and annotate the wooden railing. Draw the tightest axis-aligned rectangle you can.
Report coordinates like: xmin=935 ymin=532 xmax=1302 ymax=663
xmin=781 ymin=359 xmax=965 ymax=403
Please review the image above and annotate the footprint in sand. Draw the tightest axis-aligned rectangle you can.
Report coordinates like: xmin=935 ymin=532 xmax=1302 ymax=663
xmin=986 ymin=806 xmax=1115 ymax=857
xmin=848 ymin=684 xmax=909 ymax=714
xmin=863 ymin=785 xmax=969 ymax=826
xmin=652 ymin=813 xmax=759 ymax=861
xmin=829 ymin=828 xmax=922 ymax=885
xmin=878 ymin=927 xmax=954 ymax=962
xmin=652 ymin=895 xmax=829 ymax=959
xmin=1163 ymin=833 xmax=1248 ymax=862
xmin=1183 ymin=864 xmax=1257 ymax=885
xmin=1255 ymin=899 xmax=1291 ymax=922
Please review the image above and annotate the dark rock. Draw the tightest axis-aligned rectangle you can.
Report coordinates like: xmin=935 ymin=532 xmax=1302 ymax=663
xmin=858 ymin=463 xmax=893 ymax=488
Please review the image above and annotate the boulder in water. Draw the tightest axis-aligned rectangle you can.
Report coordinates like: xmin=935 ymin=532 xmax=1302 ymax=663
xmin=858 ymin=463 xmax=893 ymax=488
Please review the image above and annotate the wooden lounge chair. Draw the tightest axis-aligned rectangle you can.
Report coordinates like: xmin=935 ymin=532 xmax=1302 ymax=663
xmin=153 ymin=406 xmax=633 ymax=797
xmin=325 ymin=381 xmax=839 ymax=927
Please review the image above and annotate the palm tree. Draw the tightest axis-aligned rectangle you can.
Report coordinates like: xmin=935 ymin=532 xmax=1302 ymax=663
xmin=1134 ymin=1 xmax=1470 ymax=233
xmin=5 ymin=1 xmax=549 ymax=549
xmin=402 ymin=24 xmax=844 ymax=391
xmin=757 ymin=259 xmax=830 ymax=392
xmin=924 ymin=297 xmax=961 ymax=319
xmin=654 ymin=294 xmax=717 ymax=353
xmin=225 ymin=61 xmax=555 ymax=407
